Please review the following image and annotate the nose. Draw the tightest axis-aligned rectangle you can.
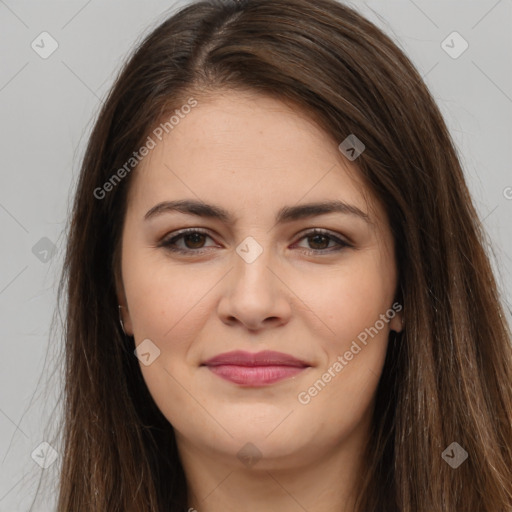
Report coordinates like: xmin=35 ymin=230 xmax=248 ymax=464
xmin=217 ymin=240 xmax=292 ymax=332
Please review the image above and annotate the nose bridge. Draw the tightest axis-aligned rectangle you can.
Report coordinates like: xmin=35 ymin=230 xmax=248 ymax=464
xmin=232 ymin=234 xmax=274 ymax=291
xmin=217 ymin=233 xmax=291 ymax=329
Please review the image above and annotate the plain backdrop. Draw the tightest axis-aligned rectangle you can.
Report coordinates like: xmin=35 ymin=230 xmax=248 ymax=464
xmin=0 ymin=1 xmax=511 ymax=510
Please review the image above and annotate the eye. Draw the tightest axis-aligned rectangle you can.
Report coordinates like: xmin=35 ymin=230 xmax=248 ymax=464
xmin=293 ymin=228 xmax=351 ymax=254
xmin=159 ymin=228 xmax=217 ymax=254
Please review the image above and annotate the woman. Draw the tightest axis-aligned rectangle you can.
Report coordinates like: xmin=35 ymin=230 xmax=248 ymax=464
xmin=46 ymin=0 xmax=512 ymax=510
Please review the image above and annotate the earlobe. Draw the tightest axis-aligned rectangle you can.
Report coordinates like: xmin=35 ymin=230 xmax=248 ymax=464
xmin=118 ymin=304 xmax=134 ymax=336
xmin=115 ymin=266 xmax=134 ymax=336
xmin=389 ymin=310 xmax=404 ymax=333
xmin=390 ymin=284 xmax=405 ymax=333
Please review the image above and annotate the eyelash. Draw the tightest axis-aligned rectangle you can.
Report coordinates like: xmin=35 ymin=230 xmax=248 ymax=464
xmin=159 ymin=228 xmax=351 ymax=255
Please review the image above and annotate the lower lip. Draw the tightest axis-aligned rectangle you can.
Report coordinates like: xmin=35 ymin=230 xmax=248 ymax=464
xmin=205 ymin=364 xmax=307 ymax=386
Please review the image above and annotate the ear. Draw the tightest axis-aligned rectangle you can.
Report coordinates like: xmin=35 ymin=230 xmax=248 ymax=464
xmin=389 ymin=308 xmax=404 ymax=333
xmin=114 ymin=265 xmax=134 ymax=337
xmin=389 ymin=283 xmax=405 ymax=333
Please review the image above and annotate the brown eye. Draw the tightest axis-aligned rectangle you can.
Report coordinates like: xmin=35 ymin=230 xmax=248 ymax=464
xmin=182 ymin=232 xmax=207 ymax=249
xmin=295 ymin=229 xmax=351 ymax=254
xmin=307 ymin=233 xmax=331 ymax=250
xmin=160 ymin=229 xmax=216 ymax=254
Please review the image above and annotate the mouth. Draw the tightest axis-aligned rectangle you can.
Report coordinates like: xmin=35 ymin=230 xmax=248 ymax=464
xmin=201 ymin=350 xmax=311 ymax=387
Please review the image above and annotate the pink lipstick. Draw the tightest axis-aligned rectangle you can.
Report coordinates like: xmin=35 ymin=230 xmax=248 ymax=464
xmin=201 ymin=350 xmax=310 ymax=386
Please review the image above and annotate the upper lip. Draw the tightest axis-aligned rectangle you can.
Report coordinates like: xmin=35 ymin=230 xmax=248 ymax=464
xmin=202 ymin=350 xmax=310 ymax=367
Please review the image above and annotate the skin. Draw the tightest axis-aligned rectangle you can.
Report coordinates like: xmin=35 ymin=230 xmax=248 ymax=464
xmin=117 ymin=90 xmax=403 ymax=512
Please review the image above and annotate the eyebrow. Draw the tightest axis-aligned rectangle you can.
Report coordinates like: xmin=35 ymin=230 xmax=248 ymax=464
xmin=144 ymin=199 xmax=371 ymax=225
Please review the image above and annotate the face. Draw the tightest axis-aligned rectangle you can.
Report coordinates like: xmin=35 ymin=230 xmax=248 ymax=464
xmin=118 ymin=90 xmax=403 ymax=471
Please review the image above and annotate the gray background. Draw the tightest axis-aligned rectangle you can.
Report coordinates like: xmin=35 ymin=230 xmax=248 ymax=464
xmin=0 ymin=1 xmax=511 ymax=510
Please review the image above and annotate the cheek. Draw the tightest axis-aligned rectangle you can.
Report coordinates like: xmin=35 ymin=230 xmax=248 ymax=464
xmin=122 ymin=256 xmax=217 ymax=428
xmin=292 ymin=262 xmax=394 ymax=434
xmin=125 ymin=266 xmax=212 ymax=348
xmin=305 ymin=252 xmax=396 ymax=343
xmin=297 ymin=250 xmax=396 ymax=410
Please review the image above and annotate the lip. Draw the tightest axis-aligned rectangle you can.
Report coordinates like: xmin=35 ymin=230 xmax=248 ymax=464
xmin=201 ymin=350 xmax=310 ymax=386
xmin=202 ymin=350 xmax=309 ymax=367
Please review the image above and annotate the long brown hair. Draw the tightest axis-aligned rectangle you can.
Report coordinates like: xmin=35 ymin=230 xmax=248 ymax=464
xmin=36 ymin=0 xmax=512 ymax=510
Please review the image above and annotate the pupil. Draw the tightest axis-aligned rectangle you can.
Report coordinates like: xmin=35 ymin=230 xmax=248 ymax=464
xmin=310 ymin=234 xmax=328 ymax=249
xmin=185 ymin=233 xmax=205 ymax=248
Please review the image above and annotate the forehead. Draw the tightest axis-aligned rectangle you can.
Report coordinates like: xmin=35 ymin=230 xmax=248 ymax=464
xmin=127 ymin=91 xmax=382 ymax=223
